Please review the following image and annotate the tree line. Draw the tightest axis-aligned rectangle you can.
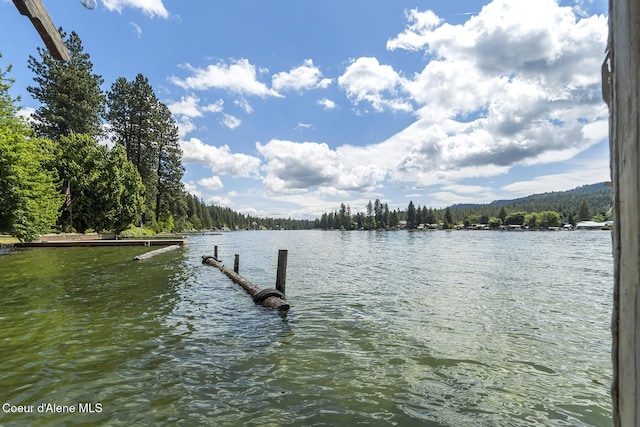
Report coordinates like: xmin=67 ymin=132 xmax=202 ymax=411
xmin=1 ymin=30 xmax=188 ymax=241
xmin=316 ymin=185 xmax=612 ymax=231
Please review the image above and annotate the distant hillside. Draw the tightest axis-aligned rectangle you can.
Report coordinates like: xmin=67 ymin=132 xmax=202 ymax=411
xmin=449 ymin=183 xmax=612 ymax=221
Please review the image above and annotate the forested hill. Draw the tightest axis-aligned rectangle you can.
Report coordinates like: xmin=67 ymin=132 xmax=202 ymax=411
xmin=449 ymin=183 xmax=612 ymax=219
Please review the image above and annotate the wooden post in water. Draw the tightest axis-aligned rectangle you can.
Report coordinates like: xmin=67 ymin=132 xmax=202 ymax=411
xmin=214 ymin=245 xmax=218 ymax=260
xmin=276 ymin=249 xmax=288 ymax=295
xmin=234 ymin=254 xmax=240 ymax=273
xmin=608 ymin=1 xmax=640 ymax=424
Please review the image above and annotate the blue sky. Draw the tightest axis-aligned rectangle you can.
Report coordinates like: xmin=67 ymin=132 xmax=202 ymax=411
xmin=1 ymin=0 xmax=609 ymax=219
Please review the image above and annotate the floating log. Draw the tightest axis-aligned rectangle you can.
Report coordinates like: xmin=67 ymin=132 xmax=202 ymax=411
xmin=201 ymin=254 xmax=289 ymax=311
xmin=133 ymin=244 xmax=181 ymax=261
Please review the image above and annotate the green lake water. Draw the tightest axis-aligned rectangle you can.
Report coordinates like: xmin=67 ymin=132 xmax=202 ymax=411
xmin=0 ymin=230 xmax=613 ymax=426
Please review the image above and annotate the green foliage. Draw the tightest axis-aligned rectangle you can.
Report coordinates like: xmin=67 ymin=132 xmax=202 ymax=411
xmin=0 ymin=61 xmax=60 ymax=241
xmin=537 ymin=211 xmax=561 ymax=229
xmin=487 ymin=217 xmax=503 ymax=229
xmin=120 ymin=225 xmax=155 ymax=237
xmin=27 ymin=30 xmax=105 ymax=139
xmin=578 ymin=199 xmax=591 ymax=221
xmin=504 ymin=211 xmax=526 ymax=226
xmin=55 ymin=133 xmax=144 ymax=233
xmin=106 ymin=74 xmax=185 ymax=226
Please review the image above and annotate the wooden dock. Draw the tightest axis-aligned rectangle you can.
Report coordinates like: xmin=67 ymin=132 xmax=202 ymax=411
xmin=16 ymin=239 xmax=187 ymax=248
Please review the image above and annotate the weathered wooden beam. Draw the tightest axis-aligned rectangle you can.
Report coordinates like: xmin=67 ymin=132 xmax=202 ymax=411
xmin=276 ymin=249 xmax=288 ymax=295
xmin=202 ymin=255 xmax=289 ymax=311
xmin=608 ymin=0 xmax=640 ymax=424
xmin=133 ymin=244 xmax=181 ymax=261
xmin=12 ymin=0 xmax=70 ymax=61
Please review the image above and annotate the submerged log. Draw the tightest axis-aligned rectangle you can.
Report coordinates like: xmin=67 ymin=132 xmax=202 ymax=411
xmin=133 ymin=244 xmax=181 ymax=261
xmin=201 ymin=255 xmax=289 ymax=311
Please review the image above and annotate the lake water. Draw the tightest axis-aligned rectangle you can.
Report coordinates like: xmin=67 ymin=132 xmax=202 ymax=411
xmin=0 ymin=230 xmax=613 ymax=426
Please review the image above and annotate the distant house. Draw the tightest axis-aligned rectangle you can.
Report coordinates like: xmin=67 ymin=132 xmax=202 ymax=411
xmin=575 ymin=221 xmax=613 ymax=230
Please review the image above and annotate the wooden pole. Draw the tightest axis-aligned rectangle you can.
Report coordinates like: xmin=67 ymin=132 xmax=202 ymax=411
xmin=234 ymin=254 xmax=240 ymax=273
xmin=608 ymin=0 xmax=640 ymax=424
xmin=214 ymin=245 xmax=218 ymax=260
xmin=276 ymin=249 xmax=288 ymax=295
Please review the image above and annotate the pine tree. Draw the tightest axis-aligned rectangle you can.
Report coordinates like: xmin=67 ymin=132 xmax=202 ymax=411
xmin=153 ymin=102 xmax=185 ymax=227
xmin=578 ymin=199 xmax=592 ymax=221
xmin=407 ymin=201 xmax=417 ymax=229
xmin=106 ymin=73 xmax=187 ymax=227
xmin=27 ymin=30 xmax=105 ymax=139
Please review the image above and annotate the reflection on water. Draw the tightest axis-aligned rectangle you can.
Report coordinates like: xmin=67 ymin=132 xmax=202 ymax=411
xmin=0 ymin=231 xmax=612 ymax=426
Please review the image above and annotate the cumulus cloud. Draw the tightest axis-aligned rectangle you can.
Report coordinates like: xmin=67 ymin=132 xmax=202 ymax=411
xmin=317 ymin=98 xmax=337 ymax=110
xmin=167 ymin=95 xmax=223 ymax=118
xmin=356 ymin=0 xmax=608 ymax=187
xmin=102 ymin=0 xmax=169 ymax=18
xmin=337 ymin=57 xmax=413 ymax=112
xmin=180 ymin=138 xmax=260 ymax=177
xmin=271 ymin=59 xmax=332 ymax=93
xmin=256 ymin=139 xmax=387 ymax=194
xmin=198 ymin=176 xmax=224 ymax=191
xmin=169 ymin=58 xmax=281 ymax=97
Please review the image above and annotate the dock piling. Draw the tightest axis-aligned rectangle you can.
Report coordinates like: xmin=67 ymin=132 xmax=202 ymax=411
xmin=276 ymin=249 xmax=288 ymax=295
xmin=234 ymin=254 xmax=240 ymax=273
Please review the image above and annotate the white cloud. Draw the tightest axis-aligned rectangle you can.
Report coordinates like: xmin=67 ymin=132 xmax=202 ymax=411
xmin=198 ymin=176 xmax=224 ymax=191
xmin=386 ymin=9 xmax=443 ymax=51
xmin=234 ymin=98 xmax=253 ymax=114
xmin=337 ymin=57 xmax=412 ymax=112
xmin=221 ymin=113 xmax=241 ymax=129
xmin=256 ymin=139 xmax=388 ymax=194
xmin=180 ymin=138 xmax=260 ymax=177
xmin=202 ymin=99 xmax=224 ymax=113
xmin=271 ymin=59 xmax=332 ymax=93
xmin=500 ymin=156 xmax=610 ymax=197
xmin=206 ymin=195 xmax=233 ymax=206
xmin=130 ymin=22 xmax=142 ymax=37
xmin=317 ymin=98 xmax=337 ymax=110
xmin=167 ymin=95 xmax=202 ymax=117
xmin=169 ymin=58 xmax=280 ymax=98
xmin=167 ymin=95 xmax=223 ymax=118
xmin=176 ymin=116 xmax=196 ymax=138
xmin=101 ymin=0 xmax=169 ymax=18
xmin=363 ymin=0 xmax=608 ymax=187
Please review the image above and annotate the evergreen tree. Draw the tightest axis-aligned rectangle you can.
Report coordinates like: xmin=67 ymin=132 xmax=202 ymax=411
xmin=106 ymin=74 xmax=187 ymax=227
xmin=407 ymin=201 xmax=417 ymax=229
xmin=153 ymin=102 xmax=185 ymax=227
xmin=578 ymin=199 xmax=592 ymax=221
xmin=498 ymin=207 xmax=507 ymax=224
xmin=27 ymin=30 xmax=105 ymax=139
xmin=0 ymin=61 xmax=61 ymax=241
xmin=54 ymin=133 xmax=144 ymax=233
xmin=444 ymin=207 xmax=453 ymax=228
